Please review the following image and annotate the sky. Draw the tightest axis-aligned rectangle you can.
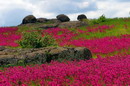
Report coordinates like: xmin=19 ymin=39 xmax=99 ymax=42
xmin=0 ymin=0 xmax=130 ymax=26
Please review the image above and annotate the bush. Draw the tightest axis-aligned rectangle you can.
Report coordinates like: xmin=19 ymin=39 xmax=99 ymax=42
xmin=19 ymin=32 xmax=58 ymax=48
xmin=91 ymin=14 xmax=107 ymax=24
xmin=41 ymin=35 xmax=58 ymax=47
xmin=98 ymin=14 xmax=106 ymax=22
xmin=91 ymin=19 xmax=99 ymax=24
xmin=82 ymin=19 xmax=91 ymax=25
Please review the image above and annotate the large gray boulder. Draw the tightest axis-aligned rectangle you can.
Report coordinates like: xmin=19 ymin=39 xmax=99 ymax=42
xmin=22 ymin=15 xmax=37 ymax=24
xmin=56 ymin=14 xmax=70 ymax=22
xmin=0 ymin=47 xmax=92 ymax=65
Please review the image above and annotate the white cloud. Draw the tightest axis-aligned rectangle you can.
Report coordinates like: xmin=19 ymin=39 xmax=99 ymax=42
xmin=69 ymin=0 xmax=130 ymax=20
xmin=96 ymin=1 xmax=130 ymax=18
xmin=77 ymin=2 xmax=89 ymax=9
xmin=0 ymin=0 xmax=130 ymax=26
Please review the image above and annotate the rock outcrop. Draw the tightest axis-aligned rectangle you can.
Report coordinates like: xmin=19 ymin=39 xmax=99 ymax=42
xmin=22 ymin=15 xmax=37 ymax=24
xmin=77 ymin=14 xmax=87 ymax=21
xmin=20 ymin=14 xmax=89 ymax=29
xmin=0 ymin=46 xmax=92 ymax=66
xmin=39 ymin=23 xmax=59 ymax=29
xmin=0 ymin=46 xmax=5 ymax=51
xmin=37 ymin=18 xmax=48 ymax=23
xmin=58 ymin=21 xmax=88 ymax=28
xmin=48 ymin=19 xmax=61 ymax=24
xmin=56 ymin=14 xmax=70 ymax=22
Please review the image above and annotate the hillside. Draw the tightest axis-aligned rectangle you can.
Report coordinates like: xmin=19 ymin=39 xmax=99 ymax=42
xmin=0 ymin=16 xmax=130 ymax=86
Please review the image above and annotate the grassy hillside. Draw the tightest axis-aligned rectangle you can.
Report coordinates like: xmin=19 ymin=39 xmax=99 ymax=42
xmin=0 ymin=17 xmax=130 ymax=86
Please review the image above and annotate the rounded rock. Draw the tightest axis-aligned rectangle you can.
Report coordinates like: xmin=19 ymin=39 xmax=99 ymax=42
xmin=56 ymin=14 xmax=70 ymax=22
xmin=77 ymin=14 xmax=87 ymax=21
xmin=22 ymin=15 xmax=37 ymax=24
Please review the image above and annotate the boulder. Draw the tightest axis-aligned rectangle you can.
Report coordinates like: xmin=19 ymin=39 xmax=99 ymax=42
xmin=56 ymin=14 xmax=70 ymax=22
xmin=58 ymin=21 xmax=88 ymax=28
xmin=77 ymin=14 xmax=87 ymax=21
xmin=0 ymin=47 xmax=92 ymax=65
xmin=37 ymin=18 xmax=48 ymax=23
xmin=22 ymin=15 xmax=37 ymax=24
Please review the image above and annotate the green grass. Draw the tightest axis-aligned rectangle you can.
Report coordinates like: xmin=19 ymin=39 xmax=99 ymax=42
xmin=72 ymin=18 xmax=130 ymax=40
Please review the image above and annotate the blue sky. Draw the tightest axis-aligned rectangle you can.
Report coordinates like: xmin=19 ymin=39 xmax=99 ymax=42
xmin=0 ymin=0 xmax=130 ymax=26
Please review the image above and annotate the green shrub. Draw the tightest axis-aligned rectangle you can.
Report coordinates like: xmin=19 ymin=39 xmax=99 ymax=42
xmin=19 ymin=32 xmax=58 ymax=48
xmin=82 ymin=19 xmax=91 ymax=25
xmin=98 ymin=14 xmax=107 ymax=22
xmin=91 ymin=14 xmax=107 ymax=24
xmin=91 ymin=19 xmax=99 ymax=24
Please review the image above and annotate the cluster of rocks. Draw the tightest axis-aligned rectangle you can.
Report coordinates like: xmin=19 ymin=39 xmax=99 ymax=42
xmin=21 ymin=14 xmax=88 ymax=29
xmin=0 ymin=46 xmax=92 ymax=66
xmin=0 ymin=14 xmax=92 ymax=66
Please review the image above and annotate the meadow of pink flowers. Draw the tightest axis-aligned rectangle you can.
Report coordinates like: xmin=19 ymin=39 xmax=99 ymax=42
xmin=0 ymin=25 xmax=130 ymax=86
xmin=42 ymin=27 xmax=130 ymax=55
xmin=0 ymin=55 xmax=130 ymax=86
xmin=0 ymin=27 xmax=21 ymax=47
xmin=70 ymin=35 xmax=130 ymax=54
